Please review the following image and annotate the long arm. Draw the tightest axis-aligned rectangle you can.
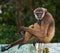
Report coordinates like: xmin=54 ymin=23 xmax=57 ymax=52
xmin=43 ymin=21 xmax=55 ymax=43
xmin=1 ymin=33 xmax=32 ymax=52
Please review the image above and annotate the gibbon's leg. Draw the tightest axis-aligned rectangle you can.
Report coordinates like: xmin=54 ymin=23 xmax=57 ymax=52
xmin=1 ymin=25 xmax=33 ymax=52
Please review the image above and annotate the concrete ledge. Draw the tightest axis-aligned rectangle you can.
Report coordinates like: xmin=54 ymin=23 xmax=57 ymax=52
xmin=0 ymin=43 xmax=60 ymax=53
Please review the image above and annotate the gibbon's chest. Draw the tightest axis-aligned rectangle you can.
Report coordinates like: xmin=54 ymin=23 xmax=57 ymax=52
xmin=33 ymin=22 xmax=46 ymax=32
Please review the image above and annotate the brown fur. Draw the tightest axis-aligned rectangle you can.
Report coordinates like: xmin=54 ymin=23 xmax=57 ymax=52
xmin=20 ymin=10 xmax=55 ymax=43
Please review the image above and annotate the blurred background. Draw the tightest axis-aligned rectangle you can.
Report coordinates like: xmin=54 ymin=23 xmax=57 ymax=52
xmin=0 ymin=0 xmax=60 ymax=44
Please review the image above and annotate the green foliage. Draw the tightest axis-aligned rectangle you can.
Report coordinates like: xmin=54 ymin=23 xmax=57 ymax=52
xmin=0 ymin=2 xmax=19 ymax=43
xmin=0 ymin=23 xmax=19 ymax=44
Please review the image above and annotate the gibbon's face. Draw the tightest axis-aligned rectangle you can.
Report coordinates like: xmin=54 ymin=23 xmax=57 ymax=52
xmin=34 ymin=7 xmax=47 ymax=20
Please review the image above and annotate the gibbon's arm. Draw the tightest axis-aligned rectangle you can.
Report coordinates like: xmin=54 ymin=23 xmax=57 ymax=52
xmin=43 ymin=21 xmax=55 ymax=43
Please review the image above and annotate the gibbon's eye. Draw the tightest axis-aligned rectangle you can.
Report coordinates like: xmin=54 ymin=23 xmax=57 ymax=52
xmin=36 ymin=11 xmax=43 ymax=18
xmin=36 ymin=12 xmax=42 ymax=16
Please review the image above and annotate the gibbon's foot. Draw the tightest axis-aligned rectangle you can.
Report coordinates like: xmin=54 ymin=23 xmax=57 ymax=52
xmin=1 ymin=45 xmax=11 ymax=52
xmin=1 ymin=46 xmax=8 ymax=52
xmin=33 ymin=42 xmax=36 ymax=46
xmin=18 ymin=44 xmax=22 ymax=49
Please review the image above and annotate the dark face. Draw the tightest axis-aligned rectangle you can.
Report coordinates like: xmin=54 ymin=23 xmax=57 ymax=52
xmin=36 ymin=10 xmax=43 ymax=19
xmin=34 ymin=7 xmax=47 ymax=20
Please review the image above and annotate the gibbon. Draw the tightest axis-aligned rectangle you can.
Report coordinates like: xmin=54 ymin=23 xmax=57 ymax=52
xmin=1 ymin=7 xmax=55 ymax=52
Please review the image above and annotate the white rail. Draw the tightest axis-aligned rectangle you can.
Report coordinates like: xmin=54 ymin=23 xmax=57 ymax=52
xmin=0 ymin=43 xmax=60 ymax=53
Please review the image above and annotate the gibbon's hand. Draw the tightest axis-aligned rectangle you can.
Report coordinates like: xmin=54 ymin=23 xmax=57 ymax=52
xmin=18 ymin=44 xmax=22 ymax=49
xmin=19 ymin=30 xmax=25 ymax=37
xmin=19 ymin=26 xmax=26 ymax=35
